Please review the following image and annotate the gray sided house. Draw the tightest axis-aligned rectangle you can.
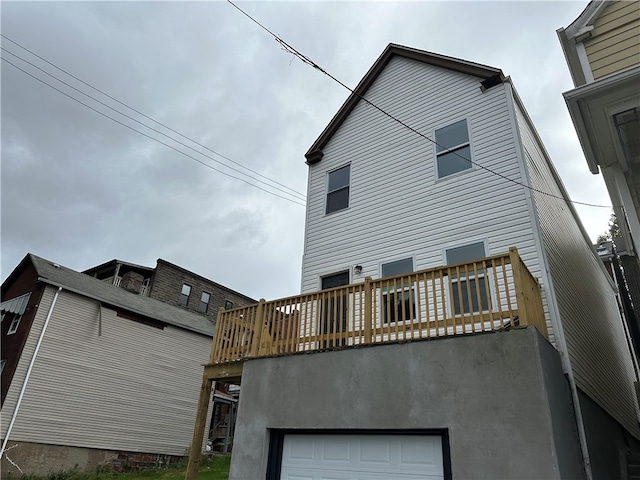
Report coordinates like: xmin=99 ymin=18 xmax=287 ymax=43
xmin=187 ymin=44 xmax=640 ymax=480
xmin=0 ymin=254 xmax=217 ymax=477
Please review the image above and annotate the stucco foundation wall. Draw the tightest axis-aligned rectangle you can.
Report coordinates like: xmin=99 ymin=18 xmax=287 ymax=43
xmin=230 ymin=327 xmax=584 ymax=480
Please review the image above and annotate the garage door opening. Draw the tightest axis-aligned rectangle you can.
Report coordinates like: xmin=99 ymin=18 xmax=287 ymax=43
xmin=267 ymin=430 xmax=450 ymax=480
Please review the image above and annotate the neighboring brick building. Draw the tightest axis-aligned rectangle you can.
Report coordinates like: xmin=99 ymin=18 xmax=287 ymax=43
xmin=83 ymin=259 xmax=256 ymax=322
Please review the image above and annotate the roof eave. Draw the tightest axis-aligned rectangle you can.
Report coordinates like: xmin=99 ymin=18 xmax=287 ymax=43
xmin=304 ymin=43 xmax=504 ymax=164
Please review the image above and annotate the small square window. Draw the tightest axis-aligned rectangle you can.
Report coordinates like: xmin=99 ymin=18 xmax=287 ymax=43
xmin=225 ymin=300 xmax=234 ymax=310
xmin=326 ymin=165 xmax=350 ymax=214
xmin=436 ymin=119 xmax=472 ymax=178
xmin=179 ymin=284 xmax=192 ymax=307
xmin=200 ymin=292 xmax=211 ymax=313
xmin=7 ymin=315 xmax=22 ymax=335
xmin=0 ymin=359 xmax=5 ymax=372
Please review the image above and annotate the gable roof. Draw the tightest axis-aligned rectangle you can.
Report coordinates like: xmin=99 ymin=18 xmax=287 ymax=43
xmin=304 ymin=43 xmax=505 ymax=164
xmin=9 ymin=254 xmax=215 ymax=337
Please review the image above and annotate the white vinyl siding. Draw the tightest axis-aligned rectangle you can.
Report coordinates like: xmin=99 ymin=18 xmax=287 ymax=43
xmin=301 ymin=56 xmax=541 ymax=327
xmin=1 ymin=286 xmax=214 ymax=455
xmin=515 ymin=99 xmax=640 ymax=438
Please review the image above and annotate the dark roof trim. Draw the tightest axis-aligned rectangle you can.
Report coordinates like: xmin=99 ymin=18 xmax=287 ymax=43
xmin=304 ymin=43 xmax=505 ymax=164
xmin=82 ymin=259 xmax=154 ymax=275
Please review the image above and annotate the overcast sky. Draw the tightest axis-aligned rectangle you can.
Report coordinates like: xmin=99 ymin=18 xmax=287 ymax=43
xmin=1 ymin=1 xmax=613 ymax=301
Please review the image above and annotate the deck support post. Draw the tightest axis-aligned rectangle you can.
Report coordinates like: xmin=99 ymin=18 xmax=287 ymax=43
xmin=509 ymin=247 xmax=528 ymax=327
xmin=185 ymin=374 xmax=213 ymax=480
xmin=252 ymin=299 xmax=267 ymax=357
xmin=364 ymin=277 xmax=373 ymax=343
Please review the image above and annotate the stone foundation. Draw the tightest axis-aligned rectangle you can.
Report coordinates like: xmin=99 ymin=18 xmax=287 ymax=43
xmin=0 ymin=441 xmax=183 ymax=478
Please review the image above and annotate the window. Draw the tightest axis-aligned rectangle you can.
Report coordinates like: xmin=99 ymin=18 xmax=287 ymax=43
xmin=7 ymin=314 xmax=22 ymax=335
xmin=0 ymin=359 xmax=5 ymax=373
xmin=326 ymin=164 xmax=350 ymax=214
xmin=224 ymin=300 xmax=234 ymax=310
xmin=200 ymin=292 xmax=211 ymax=313
xmin=435 ymin=119 xmax=472 ymax=178
xmin=179 ymin=284 xmax=191 ymax=307
xmin=445 ymin=241 xmax=489 ymax=315
xmin=381 ymin=258 xmax=415 ymax=324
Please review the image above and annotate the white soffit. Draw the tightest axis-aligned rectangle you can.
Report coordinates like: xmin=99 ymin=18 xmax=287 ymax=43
xmin=564 ymin=67 xmax=640 ymax=173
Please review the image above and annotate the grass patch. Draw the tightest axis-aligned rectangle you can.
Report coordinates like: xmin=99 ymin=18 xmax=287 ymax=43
xmin=5 ymin=455 xmax=231 ymax=480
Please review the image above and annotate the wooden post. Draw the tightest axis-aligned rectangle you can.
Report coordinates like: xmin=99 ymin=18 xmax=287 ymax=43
xmin=509 ymin=247 xmax=528 ymax=327
xmin=251 ymin=299 xmax=266 ymax=357
xmin=364 ymin=277 xmax=372 ymax=344
xmin=210 ymin=307 xmax=225 ymax=364
xmin=185 ymin=374 xmax=213 ymax=480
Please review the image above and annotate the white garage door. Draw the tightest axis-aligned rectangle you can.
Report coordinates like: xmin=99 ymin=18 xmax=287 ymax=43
xmin=280 ymin=434 xmax=444 ymax=480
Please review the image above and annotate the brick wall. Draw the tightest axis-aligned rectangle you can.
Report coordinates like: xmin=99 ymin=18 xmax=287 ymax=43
xmin=148 ymin=260 xmax=256 ymax=321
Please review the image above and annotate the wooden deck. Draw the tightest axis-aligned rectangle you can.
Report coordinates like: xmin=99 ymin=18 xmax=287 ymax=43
xmin=185 ymin=247 xmax=546 ymax=479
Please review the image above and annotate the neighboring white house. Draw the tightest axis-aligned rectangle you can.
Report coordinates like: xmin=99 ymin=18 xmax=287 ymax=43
xmin=1 ymin=254 xmax=215 ymax=477
xmin=210 ymin=44 xmax=640 ymax=480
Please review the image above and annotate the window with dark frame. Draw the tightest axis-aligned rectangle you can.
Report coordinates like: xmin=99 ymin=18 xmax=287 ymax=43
xmin=381 ymin=258 xmax=415 ymax=324
xmin=6 ymin=314 xmax=22 ymax=335
xmin=200 ymin=292 xmax=211 ymax=313
xmin=436 ymin=119 xmax=472 ymax=178
xmin=445 ymin=242 xmax=489 ymax=315
xmin=326 ymin=164 xmax=350 ymax=214
xmin=225 ymin=300 xmax=234 ymax=310
xmin=179 ymin=284 xmax=191 ymax=307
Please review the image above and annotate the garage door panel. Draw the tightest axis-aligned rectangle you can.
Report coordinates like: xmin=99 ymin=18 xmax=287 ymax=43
xmin=281 ymin=434 xmax=444 ymax=480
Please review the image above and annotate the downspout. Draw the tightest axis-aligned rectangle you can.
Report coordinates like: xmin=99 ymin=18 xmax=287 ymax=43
xmin=0 ymin=286 xmax=62 ymax=457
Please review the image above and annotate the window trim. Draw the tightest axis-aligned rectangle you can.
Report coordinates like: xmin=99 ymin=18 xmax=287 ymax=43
xmin=433 ymin=118 xmax=475 ymax=181
xmin=179 ymin=283 xmax=192 ymax=307
xmin=317 ymin=269 xmax=351 ymax=291
xmin=200 ymin=291 xmax=211 ymax=314
xmin=224 ymin=300 xmax=234 ymax=310
xmin=442 ymin=239 xmax=494 ymax=317
xmin=7 ymin=314 xmax=22 ymax=335
xmin=324 ymin=163 xmax=351 ymax=215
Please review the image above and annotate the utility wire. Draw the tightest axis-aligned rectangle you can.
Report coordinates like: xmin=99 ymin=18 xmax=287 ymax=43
xmin=1 ymin=47 xmax=304 ymax=203
xmin=1 ymin=56 xmax=306 ymax=207
xmin=227 ymin=0 xmax=615 ymax=210
xmin=0 ymin=34 xmax=306 ymax=201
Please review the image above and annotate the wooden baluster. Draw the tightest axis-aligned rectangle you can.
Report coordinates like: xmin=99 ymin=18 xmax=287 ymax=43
xmin=251 ymin=299 xmax=266 ymax=357
xmin=364 ymin=277 xmax=372 ymax=344
xmin=510 ymin=247 xmax=527 ymax=328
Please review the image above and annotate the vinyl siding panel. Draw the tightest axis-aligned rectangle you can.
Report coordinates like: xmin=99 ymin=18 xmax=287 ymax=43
xmin=302 ymin=56 xmax=547 ymax=333
xmin=515 ymin=101 xmax=640 ymax=438
xmin=1 ymin=286 xmax=213 ymax=455
xmin=585 ymin=1 xmax=640 ymax=79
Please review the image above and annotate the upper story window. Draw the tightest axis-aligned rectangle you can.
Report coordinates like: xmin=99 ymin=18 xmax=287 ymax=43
xmin=381 ymin=257 xmax=415 ymax=324
xmin=200 ymin=292 xmax=211 ymax=313
xmin=7 ymin=314 xmax=22 ymax=335
xmin=224 ymin=300 xmax=234 ymax=310
xmin=179 ymin=284 xmax=192 ymax=307
xmin=435 ymin=119 xmax=472 ymax=179
xmin=326 ymin=164 xmax=350 ymax=214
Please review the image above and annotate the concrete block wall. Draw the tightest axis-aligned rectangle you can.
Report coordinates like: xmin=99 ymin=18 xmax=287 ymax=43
xmin=148 ymin=260 xmax=256 ymax=322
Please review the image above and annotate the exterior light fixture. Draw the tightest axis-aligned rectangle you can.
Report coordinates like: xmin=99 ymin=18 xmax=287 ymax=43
xmin=354 ymin=265 xmax=363 ymax=275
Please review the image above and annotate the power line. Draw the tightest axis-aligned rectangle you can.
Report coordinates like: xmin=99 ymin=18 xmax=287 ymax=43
xmin=226 ymin=0 xmax=615 ymax=210
xmin=1 ymin=56 xmax=307 ymax=208
xmin=0 ymin=34 xmax=306 ymax=201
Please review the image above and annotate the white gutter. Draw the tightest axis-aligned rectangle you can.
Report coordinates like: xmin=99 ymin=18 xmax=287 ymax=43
xmin=0 ymin=286 xmax=62 ymax=457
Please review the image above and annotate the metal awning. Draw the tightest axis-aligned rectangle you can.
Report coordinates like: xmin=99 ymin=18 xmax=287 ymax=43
xmin=0 ymin=293 xmax=31 ymax=316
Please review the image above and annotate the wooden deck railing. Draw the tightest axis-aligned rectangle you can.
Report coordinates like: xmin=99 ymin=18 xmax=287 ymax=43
xmin=209 ymin=247 xmax=546 ymax=365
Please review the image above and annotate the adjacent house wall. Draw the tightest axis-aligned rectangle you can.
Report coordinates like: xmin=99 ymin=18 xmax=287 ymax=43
xmin=300 ymin=56 xmax=551 ymax=332
xmin=230 ymin=328 xmax=584 ymax=480
xmin=513 ymin=94 xmax=640 ymax=439
xmin=149 ymin=260 xmax=255 ymax=320
xmin=584 ymin=0 xmax=640 ymax=80
xmin=1 ymin=286 xmax=213 ymax=458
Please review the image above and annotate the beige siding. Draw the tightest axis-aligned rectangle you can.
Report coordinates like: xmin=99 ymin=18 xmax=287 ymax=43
xmin=301 ymin=56 xmax=552 ymax=337
xmin=585 ymin=0 xmax=640 ymax=79
xmin=1 ymin=286 xmax=213 ymax=456
xmin=515 ymin=101 xmax=640 ymax=438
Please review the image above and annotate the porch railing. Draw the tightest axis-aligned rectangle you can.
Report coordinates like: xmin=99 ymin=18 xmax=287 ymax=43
xmin=209 ymin=247 xmax=546 ymax=365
